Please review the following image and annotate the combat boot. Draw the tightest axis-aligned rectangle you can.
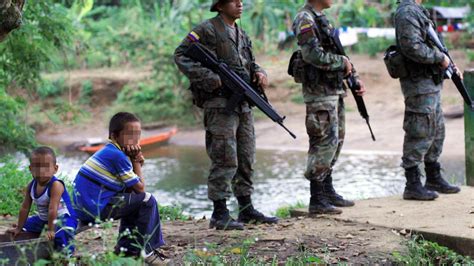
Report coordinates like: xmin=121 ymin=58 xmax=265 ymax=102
xmin=309 ymin=180 xmax=342 ymax=215
xmin=403 ymin=166 xmax=438 ymax=200
xmin=323 ymin=172 xmax=355 ymax=207
xmin=209 ymin=200 xmax=244 ymax=230
xmin=425 ymin=162 xmax=460 ymax=194
xmin=237 ymin=196 xmax=278 ymax=224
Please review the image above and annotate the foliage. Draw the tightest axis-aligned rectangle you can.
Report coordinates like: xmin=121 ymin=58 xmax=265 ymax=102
xmin=0 ymin=90 xmax=36 ymax=154
xmin=0 ymin=1 xmax=73 ymax=90
xmin=0 ymin=156 xmax=32 ymax=215
xmin=0 ymin=0 xmax=74 ymax=153
xmin=353 ymin=36 xmax=394 ymax=57
xmin=159 ymin=204 xmax=189 ymax=221
xmin=393 ymin=236 xmax=474 ymax=265
xmin=274 ymin=201 xmax=307 ymax=219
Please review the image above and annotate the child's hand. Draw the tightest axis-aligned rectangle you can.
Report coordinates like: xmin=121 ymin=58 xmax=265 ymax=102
xmin=45 ymin=230 xmax=55 ymax=241
xmin=7 ymin=227 xmax=21 ymax=238
xmin=133 ymin=152 xmax=145 ymax=166
xmin=124 ymin=144 xmax=141 ymax=159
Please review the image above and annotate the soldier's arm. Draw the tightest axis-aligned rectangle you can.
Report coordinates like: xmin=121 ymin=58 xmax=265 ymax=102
xmin=174 ymin=24 xmax=221 ymax=92
xmin=244 ymin=36 xmax=266 ymax=77
xmin=295 ymin=14 xmax=344 ymax=72
xmin=396 ymin=11 xmax=445 ymax=65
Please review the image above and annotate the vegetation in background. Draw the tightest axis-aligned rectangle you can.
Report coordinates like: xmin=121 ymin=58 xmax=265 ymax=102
xmin=0 ymin=0 xmax=472 ymax=152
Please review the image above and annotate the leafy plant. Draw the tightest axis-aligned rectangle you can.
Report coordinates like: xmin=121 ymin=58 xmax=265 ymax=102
xmin=274 ymin=201 xmax=307 ymax=219
xmin=0 ymin=156 xmax=32 ymax=215
xmin=393 ymin=236 xmax=474 ymax=265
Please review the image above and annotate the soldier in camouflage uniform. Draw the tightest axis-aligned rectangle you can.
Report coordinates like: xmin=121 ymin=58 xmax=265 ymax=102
xmin=0 ymin=0 xmax=24 ymax=41
xmin=174 ymin=0 xmax=278 ymax=230
xmin=291 ymin=0 xmax=366 ymax=215
xmin=394 ymin=0 xmax=460 ymax=200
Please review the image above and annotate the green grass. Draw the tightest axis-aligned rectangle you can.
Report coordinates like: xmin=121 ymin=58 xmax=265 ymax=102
xmin=274 ymin=201 xmax=307 ymax=219
xmin=393 ymin=236 xmax=474 ymax=265
xmin=159 ymin=204 xmax=189 ymax=221
xmin=0 ymin=157 xmax=33 ymax=215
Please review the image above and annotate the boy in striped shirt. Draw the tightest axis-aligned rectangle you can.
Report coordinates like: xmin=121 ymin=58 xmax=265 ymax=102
xmin=73 ymin=112 xmax=164 ymax=261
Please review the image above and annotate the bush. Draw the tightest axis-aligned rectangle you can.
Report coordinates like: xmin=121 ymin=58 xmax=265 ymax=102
xmin=0 ymin=156 xmax=32 ymax=215
xmin=274 ymin=201 xmax=307 ymax=218
xmin=353 ymin=36 xmax=394 ymax=58
xmin=0 ymin=90 xmax=36 ymax=154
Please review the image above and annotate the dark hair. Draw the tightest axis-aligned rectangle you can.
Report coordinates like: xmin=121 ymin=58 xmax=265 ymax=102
xmin=109 ymin=112 xmax=140 ymax=139
xmin=30 ymin=146 xmax=57 ymax=164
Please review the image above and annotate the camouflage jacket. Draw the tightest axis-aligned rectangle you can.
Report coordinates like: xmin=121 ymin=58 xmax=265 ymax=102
xmin=395 ymin=0 xmax=445 ymax=92
xmin=292 ymin=4 xmax=347 ymax=102
xmin=174 ymin=15 xmax=265 ymax=111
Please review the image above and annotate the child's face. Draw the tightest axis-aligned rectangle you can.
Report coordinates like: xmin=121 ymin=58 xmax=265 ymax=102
xmin=29 ymin=154 xmax=58 ymax=184
xmin=116 ymin=121 xmax=142 ymax=147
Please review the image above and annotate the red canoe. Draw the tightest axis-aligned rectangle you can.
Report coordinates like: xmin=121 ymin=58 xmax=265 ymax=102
xmin=78 ymin=127 xmax=178 ymax=154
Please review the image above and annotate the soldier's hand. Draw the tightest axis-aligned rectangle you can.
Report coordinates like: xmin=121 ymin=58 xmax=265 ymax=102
xmin=356 ymin=79 xmax=367 ymax=96
xmin=343 ymin=56 xmax=352 ymax=77
xmin=253 ymin=72 xmax=268 ymax=91
xmin=440 ymin=54 xmax=450 ymax=70
xmin=453 ymin=64 xmax=463 ymax=80
xmin=210 ymin=74 xmax=222 ymax=90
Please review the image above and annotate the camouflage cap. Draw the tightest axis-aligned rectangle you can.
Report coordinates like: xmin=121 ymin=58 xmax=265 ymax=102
xmin=210 ymin=0 xmax=221 ymax=12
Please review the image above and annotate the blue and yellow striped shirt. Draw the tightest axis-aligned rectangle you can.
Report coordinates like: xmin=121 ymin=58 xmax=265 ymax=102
xmin=73 ymin=141 xmax=140 ymax=221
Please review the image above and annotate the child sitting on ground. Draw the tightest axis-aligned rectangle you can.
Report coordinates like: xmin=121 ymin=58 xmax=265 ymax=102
xmin=7 ymin=146 xmax=77 ymax=255
xmin=73 ymin=112 xmax=165 ymax=262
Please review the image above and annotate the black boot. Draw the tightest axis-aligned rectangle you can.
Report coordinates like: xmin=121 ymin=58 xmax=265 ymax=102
xmin=425 ymin=162 xmax=460 ymax=194
xmin=237 ymin=196 xmax=278 ymax=224
xmin=309 ymin=181 xmax=342 ymax=214
xmin=323 ymin=173 xmax=355 ymax=207
xmin=403 ymin=166 xmax=438 ymax=200
xmin=209 ymin=200 xmax=244 ymax=230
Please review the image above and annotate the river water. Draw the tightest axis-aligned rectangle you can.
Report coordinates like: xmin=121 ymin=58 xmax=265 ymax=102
xmin=26 ymin=145 xmax=465 ymax=218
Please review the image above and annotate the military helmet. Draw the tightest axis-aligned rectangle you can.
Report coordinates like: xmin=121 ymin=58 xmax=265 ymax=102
xmin=210 ymin=0 xmax=221 ymax=12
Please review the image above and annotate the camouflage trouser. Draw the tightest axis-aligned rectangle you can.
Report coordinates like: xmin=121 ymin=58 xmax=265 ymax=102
xmin=305 ymin=97 xmax=345 ymax=182
xmin=401 ymin=91 xmax=445 ymax=169
xmin=204 ymin=108 xmax=255 ymax=201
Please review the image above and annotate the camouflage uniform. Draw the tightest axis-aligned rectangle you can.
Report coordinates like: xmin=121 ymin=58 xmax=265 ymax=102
xmin=395 ymin=0 xmax=446 ymax=169
xmin=174 ymin=14 xmax=266 ymax=201
xmin=292 ymin=4 xmax=348 ymax=182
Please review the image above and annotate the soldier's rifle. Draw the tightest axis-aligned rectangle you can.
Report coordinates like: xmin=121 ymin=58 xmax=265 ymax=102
xmin=185 ymin=42 xmax=297 ymax=139
xmin=330 ymin=29 xmax=376 ymax=141
xmin=427 ymin=25 xmax=474 ymax=110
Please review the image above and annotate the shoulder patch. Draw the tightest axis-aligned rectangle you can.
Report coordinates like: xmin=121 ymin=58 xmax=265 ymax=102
xmin=300 ymin=23 xmax=314 ymax=34
xmin=187 ymin=31 xmax=200 ymax=42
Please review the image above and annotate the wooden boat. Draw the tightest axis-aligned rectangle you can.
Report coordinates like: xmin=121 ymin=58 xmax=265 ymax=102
xmin=78 ymin=127 xmax=178 ymax=154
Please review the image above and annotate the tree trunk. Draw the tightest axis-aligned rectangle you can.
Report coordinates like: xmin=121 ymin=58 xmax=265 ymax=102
xmin=0 ymin=0 xmax=25 ymax=42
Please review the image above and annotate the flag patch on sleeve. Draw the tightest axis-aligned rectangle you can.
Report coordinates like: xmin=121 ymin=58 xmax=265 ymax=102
xmin=300 ymin=23 xmax=313 ymax=34
xmin=187 ymin=31 xmax=200 ymax=42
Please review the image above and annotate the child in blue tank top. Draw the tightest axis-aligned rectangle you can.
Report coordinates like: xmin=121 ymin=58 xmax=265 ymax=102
xmin=7 ymin=147 xmax=77 ymax=255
